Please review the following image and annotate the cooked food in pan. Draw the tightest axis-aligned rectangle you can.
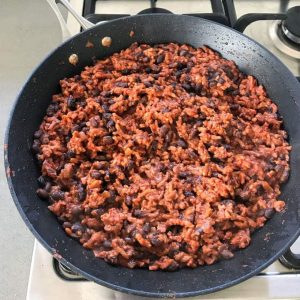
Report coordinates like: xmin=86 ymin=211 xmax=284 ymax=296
xmin=33 ymin=43 xmax=290 ymax=270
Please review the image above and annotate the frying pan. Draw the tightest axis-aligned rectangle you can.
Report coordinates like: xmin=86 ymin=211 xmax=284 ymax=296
xmin=4 ymin=1 xmax=300 ymax=298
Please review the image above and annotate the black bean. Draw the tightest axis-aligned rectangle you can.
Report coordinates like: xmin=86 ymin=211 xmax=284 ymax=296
xmin=108 ymin=190 xmax=116 ymax=203
xmin=167 ymin=261 xmax=179 ymax=271
xmin=195 ymin=227 xmax=203 ymax=234
xmin=184 ymin=191 xmax=195 ymax=197
xmin=66 ymin=150 xmax=75 ymax=159
xmin=125 ymin=195 xmax=132 ymax=206
xmin=168 ymin=225 xmax=182 ymax=235
xmin=36 ymin=188 xmax=49 ymax=199
xmin=133 ymin=209 xmax=144 ymax=218
xmin=37 ymin=175 xmax=46 ymax=187
xmin=209 ymin=81 xmax=217 ymax=87
xmin=177 ymin=62 xmax=184 ymax=70
xmin=102 ymin=104 xmax=110 ymax=113
xmin=231 ymin=104 xmax=239 ymax=112
xmin=90 ymin=170 xmax=102 ymax=180
xmin=84 ymin=207 xmax=92 ymax=214
xmin=281 ymin=169 xmax=289 ymax=182
xmin=32 ymin=140 xmax=41 ymax=153
xmin=160 ymin=125 xmax=169 ymax=137
xmin=102 ymin=112 xmax=112 ymax=120
xmin=46 ymin=104 xmax=58 ymax=116
xmin=130 ymin=229 xmax=138 ymax=238
xmin=102 ymin=135 xmax=114 ymax=145
xmin=182 ymin=115 xmax=189 ymax=123
xmin=106 ymin=120 xmax=115 ymax=132
xmin=188 ymin=150 xmax=198 ymax=160
xmin=101 ymin=91 xmax=110 ymax=97
xmin=50 ymin=191 xmax=64 ymax=200
xmin=187 ymin=61 xmax=194 ymax=69
xmin=71 ymin=205 xmax=83 ymax=216
xmin=256 ymin=209 xmax=265 ymax=217
xmin=211 ymin=156 xmax=222 ymax=163
xmin=143 ymin=56 xmax=150 ymax=63
xmin=178 ymin=172 xmax=189 ymax=179
xmin=91 ymin=208 xmax=105 ymax=217
xmin=150 ymin=235 xmax=163 ymax=247
xmin=91 ymin=89 xmax=100 ymax=97
xmin=190 ymin=128 xmax=198 ymax=139
xmin=122 ymin=178 xmax=130 ymax=185
xmin=41 ymin=134 xmax=50 ymax=144
xmin=221 ymin=199 xmax=235 ymax=206
xmin=94 ymin=161 xmax=108 ymax=170
xmin=81 ymin=126 xmax=89 ymax=134
xmin=165 ymin=131 xmax=173 ymax=144
xmin=142 ymin=223 xmax=151 ymax=234
xmin=67 ymin=97 xmax=77 ymax=110
xmin=177 ymin=139 xmax=187 ymax=149
xmin=212 ymin=172 xmax=219 ymax=177
xmin=89 ymin=118 xmax=98 ymax=128
xmin=71 ymin=124 xmax=80 ymax=133
xmin=126 ymin=159 xmax=134 ymax=171
xmin=34 ymin=130 xmax=43 ymax=139
xmin=97 ymin=155 xmax=108 ymax=161
xmin=144 ymin=81 xmax=152 ymax=88
xmin=150 ymin=140 xmax=158 ymax=152
xmin=121 ymin=69 xmax=130 ymax=75
xmin=115 ymin=82 xmax=128 ymax=88
xmin=175 ymin=70 xmax=182 ymax=77
xmin=63 ymin=222 xmax=71 ymax=229
xmin=156 ymin=54 xmax=165 ymax=64
xmin=179 ymin=49 xmax=188 ymax=56
xmin=124 ymin=237 xmax=134 ymax=244
xmin=264 ymin=208 xmax=275 ymax=219
xmin=71 ymin=223 xmax=83 ymax=233
xmin=218 ymin=78 xmax=225 ymax=84
xmin=145 ymin=67 xmax=151 ymax=74
xmin=140 ymin=95 xmax=148 ymax=104
xmin=257 ymin=185 xmax=265 ymax=196
xmin=224 ymin=68 xmax=234 ymax=79
xmin=78 ymin=187 xmax=86 ymax=202
xmin=182 ymin=83 xmax=191 ymax=92
xmin=151 ymin=65 xmax=161 ymax=73
xmin=44 ymin=182 xmax=52 ymax=192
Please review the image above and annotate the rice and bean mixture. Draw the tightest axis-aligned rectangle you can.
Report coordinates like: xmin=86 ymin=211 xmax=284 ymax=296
xmin=33 ymin=43 xmax=290 ymax=270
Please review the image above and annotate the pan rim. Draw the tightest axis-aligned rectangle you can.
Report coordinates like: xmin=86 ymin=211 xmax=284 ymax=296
xmin=4 ymin=13 xmax=300 ymax=298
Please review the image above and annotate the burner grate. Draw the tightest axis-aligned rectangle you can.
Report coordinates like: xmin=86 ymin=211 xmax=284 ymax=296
xmin=81 ymin=0 xmax=291 ymax=33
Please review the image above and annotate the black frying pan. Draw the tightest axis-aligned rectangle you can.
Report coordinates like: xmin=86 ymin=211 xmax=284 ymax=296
xmin=4 ymin=14 xmax=300 ymax=298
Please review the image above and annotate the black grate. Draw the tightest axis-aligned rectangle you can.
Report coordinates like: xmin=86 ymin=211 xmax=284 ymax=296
xmin=82 ymin=0 xmax=289 ymax=33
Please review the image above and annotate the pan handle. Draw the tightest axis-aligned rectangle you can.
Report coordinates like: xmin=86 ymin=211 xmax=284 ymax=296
xmin=47 ymin=0 xmax=95 ymax=40
xmin=56 ymin=0 xmax=94 ymax=30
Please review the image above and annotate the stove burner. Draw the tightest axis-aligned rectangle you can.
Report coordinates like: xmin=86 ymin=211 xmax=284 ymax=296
xmin=281 ymin=6 xmax=300 ymax=44
xmin=137 ymin=7 xmax=172 ymax=15
xmin=269 ymin=6 xmax=300 ymax=59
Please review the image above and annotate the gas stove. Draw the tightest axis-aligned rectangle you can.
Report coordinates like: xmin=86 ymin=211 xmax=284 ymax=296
xmin=28 ymin=1 xmax=300 ymax=299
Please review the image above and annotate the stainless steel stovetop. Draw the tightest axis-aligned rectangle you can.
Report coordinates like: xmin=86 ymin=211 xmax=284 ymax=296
xmin=27 ymin=1 xmax=300 ymax=299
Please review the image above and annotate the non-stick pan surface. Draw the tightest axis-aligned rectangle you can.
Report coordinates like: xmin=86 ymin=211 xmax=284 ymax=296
xmin=4 ymin=14 xmax=300 ymax=298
